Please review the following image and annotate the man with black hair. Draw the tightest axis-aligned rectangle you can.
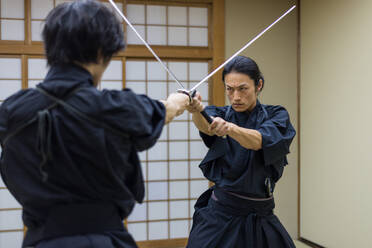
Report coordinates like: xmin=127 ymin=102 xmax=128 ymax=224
xmin=0 ymin=0 xmax=189 ymax=247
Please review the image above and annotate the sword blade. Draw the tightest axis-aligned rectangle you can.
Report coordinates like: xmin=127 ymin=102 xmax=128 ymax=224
xmin=189 ymin=5 xmax=296 ymax=92
xmin=108 ymin=0 xmax=185 ymax=89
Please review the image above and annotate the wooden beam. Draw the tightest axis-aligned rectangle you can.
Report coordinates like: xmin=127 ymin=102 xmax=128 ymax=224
xmin=0 ymin=44 xmax=212 ymax=59
xmin=137 ymin=238 xmax=187 ymax=248
xmin=211 ymin=0 xmax=225 ymax=106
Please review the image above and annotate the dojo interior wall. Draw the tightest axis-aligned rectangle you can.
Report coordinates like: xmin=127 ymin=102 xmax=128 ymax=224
xmin=225 ymin=0 xmax=299 ymax=238
xmin=300 ymin=0 xmax=372 ymax=247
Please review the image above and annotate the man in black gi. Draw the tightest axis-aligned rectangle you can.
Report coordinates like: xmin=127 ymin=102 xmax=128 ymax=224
xmin=186 ymin=56 xmax=296 ymax=248
xmin=0 ymin=0 xmax=189 ymax=247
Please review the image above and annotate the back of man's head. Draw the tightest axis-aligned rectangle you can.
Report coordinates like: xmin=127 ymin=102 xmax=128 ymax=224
xmin=42 ymin=0 xmax=125 ymax=66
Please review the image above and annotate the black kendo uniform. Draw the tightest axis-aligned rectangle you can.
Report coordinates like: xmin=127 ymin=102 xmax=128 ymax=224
xmin=187 ymin=101 xmax=296 ymax=248
xmin=0 ymin=64 xmax=165 ymax=248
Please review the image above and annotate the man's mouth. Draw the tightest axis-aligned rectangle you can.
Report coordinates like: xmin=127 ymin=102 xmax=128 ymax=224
xmin=233 ymin=103 xmax=243 ymax=107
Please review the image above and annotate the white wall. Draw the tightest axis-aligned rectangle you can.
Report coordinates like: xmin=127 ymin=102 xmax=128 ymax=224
xmin=225 ymin=0 xmax=299 ymax=238
xmin=301 ymin=0 xmax=372 ymax=247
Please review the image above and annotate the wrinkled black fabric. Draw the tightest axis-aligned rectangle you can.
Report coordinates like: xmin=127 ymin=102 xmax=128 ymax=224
xmin=0 ymin=64 xmax=166 ymax=248
xmin=188 ymin=101 xmax=296 ymax=248
xmin=187 ymin=187 xmax=296 ymax=248
xmin=199 ymin=101 xmax=296 ymax=197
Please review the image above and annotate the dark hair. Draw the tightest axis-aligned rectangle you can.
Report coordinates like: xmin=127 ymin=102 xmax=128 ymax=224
xmin=42 ymin=0 xmax=125 ymax=66
xmin=222 ymin=56 xmax=265 ymax=90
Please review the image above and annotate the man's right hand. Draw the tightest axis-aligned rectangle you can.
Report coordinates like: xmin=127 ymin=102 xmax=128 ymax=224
xmin=166 ymin=92 xmax=189 ymax=116
xmin=186 ymin=91 xmax=204 ymax=113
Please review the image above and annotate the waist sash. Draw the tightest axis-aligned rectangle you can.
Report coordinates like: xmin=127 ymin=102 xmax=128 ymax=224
xmin=195 ymin=187 xmax=275 ymax=217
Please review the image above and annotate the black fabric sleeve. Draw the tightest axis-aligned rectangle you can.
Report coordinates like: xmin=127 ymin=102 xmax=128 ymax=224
xmin=199 ymin=105 xmax=228 ymax=148
xmin=99 ymin=89 xmax=166 ymax=151
xmin=257 ymin=106 xmax=296 ymax=166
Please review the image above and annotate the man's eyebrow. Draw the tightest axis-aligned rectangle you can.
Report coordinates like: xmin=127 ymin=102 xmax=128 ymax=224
xmin=226 ymin=83 xmax=249 ymax=88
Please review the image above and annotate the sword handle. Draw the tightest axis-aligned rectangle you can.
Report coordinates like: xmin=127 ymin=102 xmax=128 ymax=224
xmin=190 ymin=90 xmax=213 ymax=124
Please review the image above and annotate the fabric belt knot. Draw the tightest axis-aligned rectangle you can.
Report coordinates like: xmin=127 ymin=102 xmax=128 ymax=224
xmin=36 ymin=109 xmax=53 ymax=182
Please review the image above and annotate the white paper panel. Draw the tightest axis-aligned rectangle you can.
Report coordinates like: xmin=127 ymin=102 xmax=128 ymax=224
xmin=168 ymin=82 xmax=180 ymax=95
xmin=189 ymin=62 xmax=208 ymax=81
xmin=55 ymin=0 xmax=73 ymax=6
xmin=0 ymin=210 xmax=23 ymax=230
xmin=126 ymin=61 xmax=146 ymax=80
xmin=169 ymin=161 xmax=188 ymax=180
xmin=190 ymin=141 xmax=208 ymax=159
xmin=170 ymin=181 xmax=188 ymax=199
xmin=149 ymin=221 xmax=167 ymax=240
xmin=148 ymin=201 xmax=167 ymax=220
xmin=1 ymin=0 xmax=24 ymax=18
xmin=158 ymin=126 xmax=167 ymax=141
xmin=31 ymin=20 xmax=44 ymax=41
xmin=127 ymin=4 xmax=145 ymax=24
xmin=127 ymin=223 xmax=147 ymax=241
xmin=102 ymin=60 xmax=122 ymax=80
xmin=148 ymin=162 xmax=167 ymax=181
xmin=31 ymin=0 xmax=53 ymax=19
xmin=190 ymin=180 xmax=208 ymax=198
xmin=28 ymin=58 xmax=48 ymax=79
xmin=169 ymin=122 xmax=188 ymax=140
xmin=147 ymin=182 xmax=167 ymax=200
xmin=138 ymin=151 xmax=146 ymax=161
xmin=189 ymin=122 xmax=201 ymax=140
xmin=168 ymin=62 xmax=187 ymax=81
xmin=148 ymin=142 xmax=167 ymax=160
xmin=169 ymin=200 xmax=188 ymax=219
xmin=170 ymin=220 xmax=188 ymax=238
xmin=169 ymin=141 xmax=188 ymax=160
xmin=128 ymin=203 xmax=146 ymax=221
xmin=189 ymin=82 xmax=208 ymax=100
xmin=168 ymin=7 xmax=187 ymax=26
xmin=147 ymin=61 xmax=166 ymax=81
xmin=100 ymin=81 xmax=122 ymax=91
xmin=146 ymin=5 xmax=166 ymax=25
xmin=1 ymin=20 xmax=24 ymax=40
xmin=141 ymin=163 xmax=147 ymax=181
xmin=189 ymin=7 xmax=208 ymax=26
xmin=147 ymin=82 xmax=166 ymax=100
xmin=189 ymin=27 xmax=208 ymax=47
xmin=0 ymin=173 xmax=5 ymax=188
xmin=168 ymin=27 xmax=187 ymax=46
xmin=0 ymin=190 xmax=21 ymax=208
xmin=125 ymin=82 xmax=146 ymax=95
xmin=0 ymin=231 xmax=23 ymax=248
xmin=190 ymin=161 xmax=204 ymax=179
xmin=189 ymin=199 xmax=197 ymax=216
xmin=147 ymin=26 xmax=166 ymax=45
xmin=127 ymin=24 xmax=145 ymax=45
xmin=0 ymin=81 xmax=22 ymax=100
xmin=0 ymin=58 xmax=21 ymax=78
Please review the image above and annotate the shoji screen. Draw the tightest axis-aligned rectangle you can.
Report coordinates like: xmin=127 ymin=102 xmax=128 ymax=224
xmin=0 ymin=57 xmax=24 ymax=247
xmin=0 ymin=0 xmax=25 ymax=41
xmin=126 ymin=4 xmax=208 ymax=47
xmin=125 ymin=59 xmax=209 ymax=241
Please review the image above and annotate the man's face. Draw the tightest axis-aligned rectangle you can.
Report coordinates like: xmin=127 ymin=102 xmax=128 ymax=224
xmin=225 ymin=72 xmax=260 ymax=112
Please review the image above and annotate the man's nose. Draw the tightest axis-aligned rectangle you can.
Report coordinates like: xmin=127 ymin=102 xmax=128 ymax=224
xmin=233 ymin=91 xmax=241 ymax=101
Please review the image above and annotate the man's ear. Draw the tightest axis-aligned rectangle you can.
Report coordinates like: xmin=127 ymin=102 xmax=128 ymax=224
xmin=256 ymin=79 xmax=263 ymax=92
